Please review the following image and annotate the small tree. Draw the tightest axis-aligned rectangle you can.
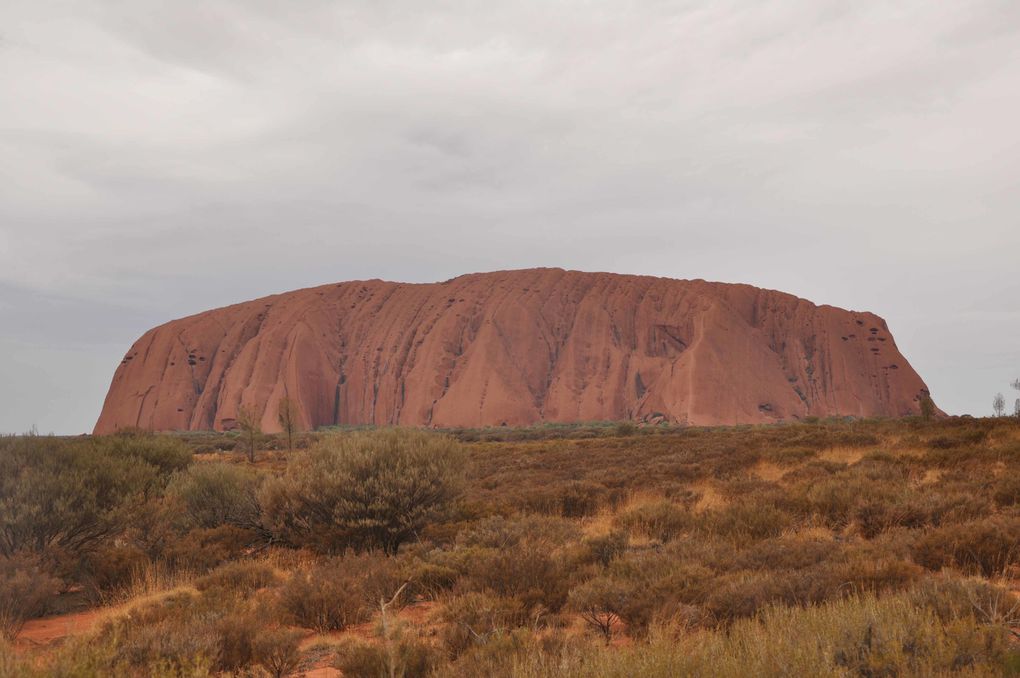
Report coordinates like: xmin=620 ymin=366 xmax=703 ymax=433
xmin=993 ymin=393 xmax=1006 ymax=418
xmin=379 ymin=582 xmax=410 ymax=678
xmin=236 ymin=406 xmax=261 ymax=463
xmin=277 ymin=397 xmax=299 ymax=453
xmin=1012 ymin=379 xmax=1020 ymax=418
xmin=568 ymin=577 xmax=625 ymax=645
xmin=919 ymin=394 xmax=936 ymax=422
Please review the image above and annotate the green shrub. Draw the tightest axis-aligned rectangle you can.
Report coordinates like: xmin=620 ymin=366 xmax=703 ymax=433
xmin=166 ymin=463 xmax=263 ymax=531
xmin=613 ymin=422 xmax=638 ymax=437
xmin=262 ymin=429 xmax=465 ymax=553
xmin=100 ymin=431 xmax=192 ymax=475
xmin=0 ymin=436 xmax=177 ymax=561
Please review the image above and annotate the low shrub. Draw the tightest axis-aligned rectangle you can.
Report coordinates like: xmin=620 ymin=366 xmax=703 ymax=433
xmin=401 ymin=556 xmax=460 ymax=600
xmin=277 ymin=552 xmax=400 ymax=632
xmin=515 ymin=591 xmax=1017 ymax=677
xmin=912 ymin=517 xmax=1020 ymax=576
xmin=253 ymin=627 xmax=303 ymax=678
xmin=582 ymin=530 xmax=628 ymax=568
xmin=559 ymin=481 xmax=609 ymax=518
xmin=194 ymin=560 xmax=278 ymax=596
xmin=214 ymin=609 xmax=260 ymax=671
xmin=161 ymin=525 xmax=258 ymax=573
xmin=278 ymin=567 xmax=370 ymax=632
xmin=0 ymin=552 xmax=61 ymax=640
xmin=616 ymin=501 xmax=691 ymax=542
xmin=735 ymin=537 xmax=837 ymax=571
xmin=993 ymin=474 xmax=1020 ymax=507
xmin=454 ymin=514 xmax=579 ymax=550
xmin=699 ymin=501 xmax=794 ymax=540
xmin=440 ymin=592 xmax=529 ymax=657
xmin=837 ymin=558 xmax=923 ymax=596
xmin=104 ymin=592 xmax=226 ymax=673
xmin=439 ymin=628 xmax=562 ymax=678
xmin=453 ymin=541 xmax=573 ymax=611
xmin=568 ymin=576 xmax=628 ymax=643
xmin=764 ymin=447 xmax=817 ymax=465
xmin=340 ymin=634 xmax=440 ymax=678
xmin=81 ymin=544 xmax=150 ymax=598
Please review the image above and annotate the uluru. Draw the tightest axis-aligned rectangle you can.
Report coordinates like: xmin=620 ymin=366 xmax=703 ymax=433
xmin=94 ymin=268 xmax=935 ymax=434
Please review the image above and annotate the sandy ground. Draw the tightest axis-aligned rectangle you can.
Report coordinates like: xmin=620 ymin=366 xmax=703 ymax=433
xmin=15 ymin=607 xmax=114 ymax=652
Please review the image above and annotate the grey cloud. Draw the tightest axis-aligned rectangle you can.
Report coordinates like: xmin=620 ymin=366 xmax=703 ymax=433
xmin=1 ymin=0 xmax=1018 ymax=432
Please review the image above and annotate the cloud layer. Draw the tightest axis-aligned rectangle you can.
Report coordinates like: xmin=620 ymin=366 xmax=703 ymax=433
xmin=2 ymin=1 xmax=1018 ymax=432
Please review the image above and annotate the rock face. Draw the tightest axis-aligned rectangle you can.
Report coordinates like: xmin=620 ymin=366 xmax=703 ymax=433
xmin=94 ymin=268 xmax=935 ymax=434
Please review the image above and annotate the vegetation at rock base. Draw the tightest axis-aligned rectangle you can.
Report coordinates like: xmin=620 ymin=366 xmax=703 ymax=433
xmin=2 ymin=418 xmax=1020 ymax=676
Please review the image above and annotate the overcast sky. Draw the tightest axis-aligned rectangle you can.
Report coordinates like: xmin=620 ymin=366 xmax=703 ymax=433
xmin=1 ymin=1 xmax=1018 ymax=434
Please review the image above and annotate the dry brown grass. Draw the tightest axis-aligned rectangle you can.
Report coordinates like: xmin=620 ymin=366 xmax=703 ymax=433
xmin=751 ymin=461 xmax=787 ymax=482
xmin=8 ymin=416 xmax=1020 ymax=676
xmin=818 ymin=445 xmax=868 ymax=464
xmin=692 ymin=482 xmax=727 ymax=512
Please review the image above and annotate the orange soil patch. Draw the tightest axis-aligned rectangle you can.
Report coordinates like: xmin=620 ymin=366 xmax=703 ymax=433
xmin=13 ymin=587 xmax=190 ymax=655
xmin=14 ymin=608 xmax=108 ymax=652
